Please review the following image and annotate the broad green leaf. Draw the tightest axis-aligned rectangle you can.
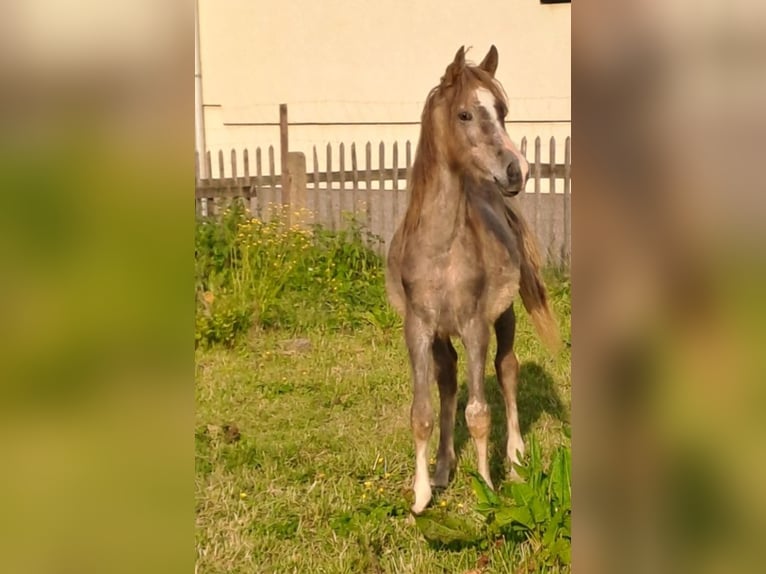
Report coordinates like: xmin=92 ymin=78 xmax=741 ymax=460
xmin=542 ymin=521 xmax=558 ymax=547
xmin=510 ymin=482 xmax=535 ymax=507
xmin=562 ymin=448 xmax=572 ymax=507
xmin=414 ymin=512 xmax=480 ymax=546
xmin=470 ymin=471 xmax=499 ymax=507
xmin=552 ymin=447 xmax=571 ymax=506
xmin=510 ymin=460 xmax=530 ymax=481
xmin=528 ymin=436 xmax=542 ymax=472
xmin=549 ymin=449 xmax=566 ymax=505
xmin=530 ymin=495 xmax=549 ymax=523
xmin=549 ymin=537 xmax=571 ymax=565
xmin=494 ymin=505 xmax=533 ymax=529
xmin=474 ymin=502 xmax=495 ymax=516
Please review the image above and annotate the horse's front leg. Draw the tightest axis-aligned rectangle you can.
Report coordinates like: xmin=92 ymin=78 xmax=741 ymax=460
xmin=432 ymin=337 xmax=458 ymax=488
xmin=405 ymin=312 xmax=435 ymax=514
xmin=460 ymin=317 xmax=493 ymax=489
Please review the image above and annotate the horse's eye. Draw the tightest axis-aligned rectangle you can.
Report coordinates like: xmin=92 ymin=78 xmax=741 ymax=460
xmin=458 ymin=111 xmax=473 ymax=122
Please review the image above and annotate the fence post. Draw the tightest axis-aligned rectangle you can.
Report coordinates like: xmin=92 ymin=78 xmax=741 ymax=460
xmin=286 ymin=151 xmax=307 ymax=227
xmin=280 ymin=103 xmax=290 ymax=217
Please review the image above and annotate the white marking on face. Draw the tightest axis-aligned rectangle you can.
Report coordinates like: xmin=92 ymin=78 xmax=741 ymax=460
xmin=474 ymin=86 xmax=529 ymax=183
xmin=475 ymin=87 xmax=499 ymax=125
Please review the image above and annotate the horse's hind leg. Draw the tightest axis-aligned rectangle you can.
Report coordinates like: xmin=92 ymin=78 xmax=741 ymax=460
xmin=405 ymin=313 xmax=435 ymax=514
xmin=494 ymin=306 xmax=524 ymax=479
xmin=432 ymin=337 xmax=458 ymax=488
xmin=461 ymin=317 xmax=493 ymax=489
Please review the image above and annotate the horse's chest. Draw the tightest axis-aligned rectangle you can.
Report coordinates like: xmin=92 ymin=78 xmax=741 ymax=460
xmin=402 ymin=243 xmax=487 ymax=330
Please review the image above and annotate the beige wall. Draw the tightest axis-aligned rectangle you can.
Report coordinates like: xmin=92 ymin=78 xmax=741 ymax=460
xmin=198 ymin=0 xmax=570 ymax=177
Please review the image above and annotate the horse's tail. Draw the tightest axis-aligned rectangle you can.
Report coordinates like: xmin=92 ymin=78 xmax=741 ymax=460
xmin=504 ymin=200 xmax=561 ymax=351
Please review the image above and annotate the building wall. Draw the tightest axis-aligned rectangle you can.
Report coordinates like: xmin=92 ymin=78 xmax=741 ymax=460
xmin=197 ymin=0 xmax=570 ymax=174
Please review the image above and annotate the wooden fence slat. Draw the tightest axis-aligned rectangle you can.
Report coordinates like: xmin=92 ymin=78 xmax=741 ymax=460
xmin=252 ymin=147 xmax=263 ymax=217
xmin=217 ymin=150 xmax=225 ymax=214
xmin=268 ymin=145 xmax=276 ymax=217
xmin=230 ymin=149 xmax=240 ymax=208
xmin=243 ymin=149 xmax=252 ymax=213
xmin=521 ymin=136 xmax=527 ymax=158
xmin=195 ymin=151 xmax=200 ymax=183
xmin=549 ymin=137 xmax=556 ymax=263
xmin=205 ymin=150 xmax=212 ymax=217
xmin=365 ymin=142 xmax=372 ymax=233
xmin=378 ymin=142 xmax=385 ymax=190
xmin=564 ymin=136 xmax=571 ymax=265
xmin=339 ymin=142 xmax=346 ymax=222
xmin=351 ymin=143 xmax=359 ymax=219
xmin=326 ymin=143 xmax=334 ymax=230
xmin=379 ymin=141 xmax=386 ymax=243
xmin=405 ymin=141 xmax=412 ymax=213
xmin=534 ymin=136 xmax=541 ymax=245
xmin=406 ymin=140 xmax=412 ymax=171
xmin=255 ymin=147 xmax=263 ymax=217
xmin=313 ymin=146 xmax=320 ymax=222
xmin=392 ymin=141 xmax=399 ymax=228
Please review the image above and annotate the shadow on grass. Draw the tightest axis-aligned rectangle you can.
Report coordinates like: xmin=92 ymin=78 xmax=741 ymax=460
xmin=453 ymin=362 xmax=569 ymax=486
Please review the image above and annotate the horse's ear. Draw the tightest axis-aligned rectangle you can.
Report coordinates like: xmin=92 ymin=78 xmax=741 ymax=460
xmin=442 ymin=46 xmax=466 ymax=85
xmin=452 ymin=45 xmax=466 ymax=68
xmin=480 ymin=45 xmax=499 ymax=77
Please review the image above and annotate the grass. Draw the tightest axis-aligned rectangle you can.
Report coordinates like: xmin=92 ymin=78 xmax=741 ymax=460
xmin=195 ymin=207 xmax=571 ymax=573
xmin=195 ymin=296 xmax=570 ymax=574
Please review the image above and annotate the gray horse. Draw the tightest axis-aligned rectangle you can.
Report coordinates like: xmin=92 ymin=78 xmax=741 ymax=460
xmin=386 ymin=46 xmax=560 ymax=514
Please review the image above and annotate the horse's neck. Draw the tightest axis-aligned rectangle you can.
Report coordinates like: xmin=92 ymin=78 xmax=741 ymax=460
xmin=413 ymin=166 xmax=467 ymax=244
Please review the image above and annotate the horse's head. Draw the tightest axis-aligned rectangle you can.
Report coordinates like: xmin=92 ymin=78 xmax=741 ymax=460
xmin=425 ymin=45 xmax=529 ymax=196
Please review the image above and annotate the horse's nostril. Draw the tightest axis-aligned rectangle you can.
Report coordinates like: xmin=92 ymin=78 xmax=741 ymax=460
xmin=506 ymin=160 xmax=521 ymax=182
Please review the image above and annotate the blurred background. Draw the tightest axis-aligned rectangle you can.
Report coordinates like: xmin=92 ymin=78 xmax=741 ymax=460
xmin=0 ymin=1 xmax=190 ymax=573
xmin=573 ymin=0 xmax=766 ymax=572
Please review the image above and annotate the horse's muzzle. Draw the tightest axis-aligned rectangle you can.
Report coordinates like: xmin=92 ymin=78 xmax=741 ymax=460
xmin=494 ymin=176 xmax=522 ymax=197
xmin=506 ymin=158 xmax=523 ymax=186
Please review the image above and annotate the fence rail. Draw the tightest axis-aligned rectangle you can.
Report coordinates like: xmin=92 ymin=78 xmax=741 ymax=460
xmin=196 ymin=131 xmax=571 ymax=266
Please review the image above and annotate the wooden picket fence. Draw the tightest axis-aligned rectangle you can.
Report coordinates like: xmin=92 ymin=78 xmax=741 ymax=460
xmin=195 ymin=135 xmax=571 ymax=266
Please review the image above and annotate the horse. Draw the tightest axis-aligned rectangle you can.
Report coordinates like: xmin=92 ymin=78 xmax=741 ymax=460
xmin=386 ymin=45 xmax=560 ymax=514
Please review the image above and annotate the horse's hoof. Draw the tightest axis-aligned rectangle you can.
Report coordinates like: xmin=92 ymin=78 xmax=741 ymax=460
xmin=412 ymin=474 xmax=432 ymax=511
xmin=431 ymin=467 xmax=451 ymax=489
xmin=430 ymin=476 xmax=449 ymax=489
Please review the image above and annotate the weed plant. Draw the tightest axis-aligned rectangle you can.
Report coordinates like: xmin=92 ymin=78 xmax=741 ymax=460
xmin=195 ymin=202 xmax=398 ymax=346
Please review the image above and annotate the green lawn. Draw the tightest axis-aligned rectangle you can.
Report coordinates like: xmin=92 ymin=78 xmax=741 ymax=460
xmin=195 ymin=278 xmax=570 ymax=573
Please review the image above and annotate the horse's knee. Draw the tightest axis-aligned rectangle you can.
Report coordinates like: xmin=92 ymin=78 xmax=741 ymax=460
xmin=465 ymin=400 xmax=490 ymax=439
xmin=411 ymin=402 xmax=434 ymax=440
